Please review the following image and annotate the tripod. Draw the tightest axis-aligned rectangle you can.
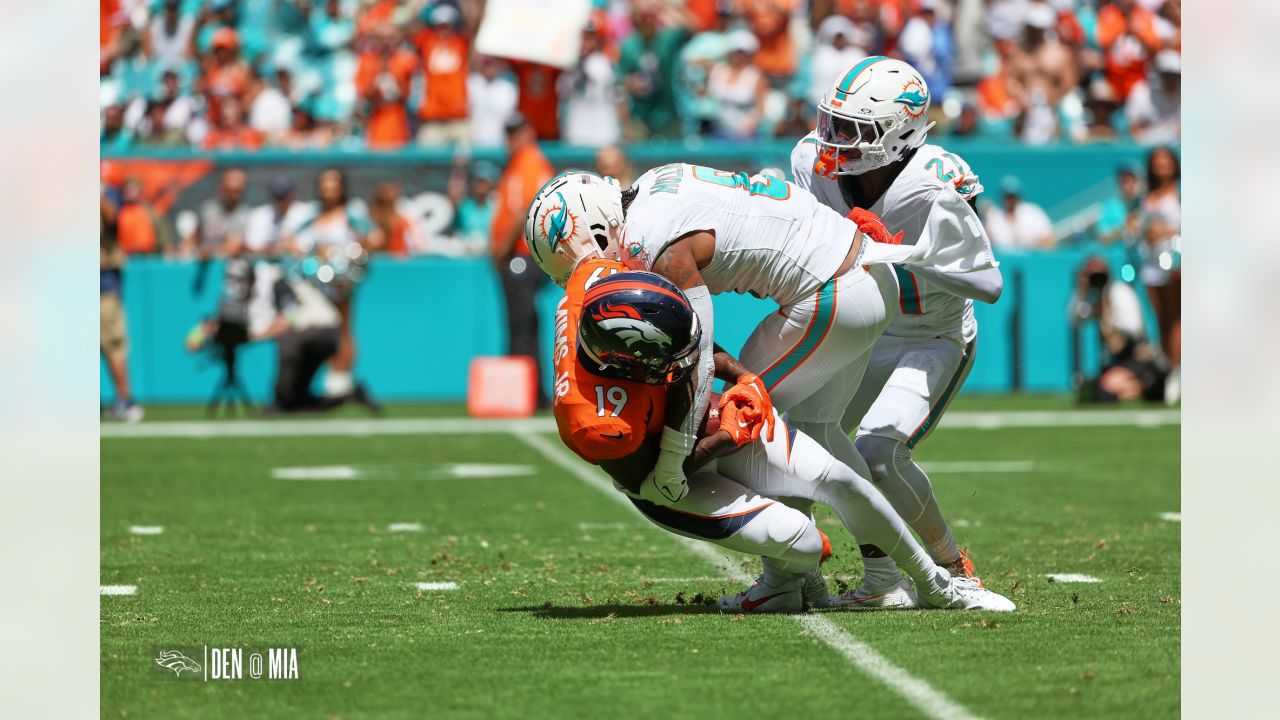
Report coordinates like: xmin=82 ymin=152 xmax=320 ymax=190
xmin=207 ymin=321 xmax=255 ymax=417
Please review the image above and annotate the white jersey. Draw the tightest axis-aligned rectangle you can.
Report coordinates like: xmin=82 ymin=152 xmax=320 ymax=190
xmin=791 ymin=137 xmax=992 ymax=343
xmin=623 ymin=163 xmax=856 ymax=307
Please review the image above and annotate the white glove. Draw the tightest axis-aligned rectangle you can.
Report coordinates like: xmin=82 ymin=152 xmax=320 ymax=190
xmin=641 ymin=449 xmax=689 ymax=504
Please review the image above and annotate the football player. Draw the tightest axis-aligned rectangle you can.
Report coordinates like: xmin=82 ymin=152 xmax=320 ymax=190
xmin=526 ymin=172 xmax=1014 ymax=613
xmin=573 ymin=269 xmax=1014 ymax=613
xmin=791 ymin=56 xmax=1002 ymax=607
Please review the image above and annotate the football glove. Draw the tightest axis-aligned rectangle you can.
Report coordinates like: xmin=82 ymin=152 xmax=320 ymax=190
xmin=719 ymin=373 xmax=775 ymax=442
xmin=848 ymin=207 xmax=904 ymax=245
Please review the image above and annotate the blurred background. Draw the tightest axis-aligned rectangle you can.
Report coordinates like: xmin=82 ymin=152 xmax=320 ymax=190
xmin=98 ymin=0 xmax=1181 ymax=418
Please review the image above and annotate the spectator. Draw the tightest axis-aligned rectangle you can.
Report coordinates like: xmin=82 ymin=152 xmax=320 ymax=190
xmin=100 ymin=170 xmax=143 ymax=422
xmin=491 ymin=115 xmax=554 ymax=409
xmin=184 ymin=168 xmax=249 ymax=257
xmin=676 ymin=0 xmax=734 ymax=135
xmin=134 ymin=100 xmax=181 ymax=146
xmin=560 ymin=23 xmax=623 ymax=148
xmin=202 ymin=96 xmax=264 ymax=151
xmin=468 ymin=56 xmax=519 ymax=147
xmin=984 ymin=176 xmax=1055 ymax=249
xmin=1081 ymin=76 xmax=1122 ymax=141
xmin=511 ymin=60 xmax=564 ymax=141
xmin=949 ymin=100 xmax=981 ymax=138
xmin=368 ymin=181 xmax=420 ymax=256
xmin=101 ymin=103 xmax=133 ymax=151
xmin=247 ymin=67 xmax=293 ymax=143
xmin=1023 ymin=2 xmax=1078 ymax=110
xmin=617 ymin=3 xmax=691 ymax=139
xmin=808 ymin=15 xmax=870 ymax=106
xmin=1096 ymin=163 xmax=1144 ymax=245
xmin=746 ymin=0 xmax=795 ymax=82
xmin=143 ymin=0 xmax=195 ymax=68
xmin=116 ymin=178 xmax=173 ymax=256
xmin=1138 ymin=145 xmax=1180 ymax=371
xmin=414 ymin=4 xmax=472 ymax=145
xmin=308 ymin=0 xmax=356 ymax=58
xmin=193 ymin=0 xmax=240 ymax=57
xmin=897 ymin=0 xmax=948 ymax=97
xmin=595 ymin=145 xmax=635 ymax=188
xmin=1068 ymin=257 xmax=1168 ymax=403
xmin=706 ymin=31 xmax=767 ymax=140
xmin=290 ymin=168 xmax=375 ymax=398
xmin=1125 ymin=49 xmax=1180 ymax=145
xmin=245 ymin=176 xmax=311 ymax=254
xmin=356 ymin=22 xmax=417 ymax=149
xmin=156 ymin=69 xmax=201 ymax=143
xmin=1096 ymin=0 xmax=1160 ymax=99
xmin=450 ymin=160 xmax=499 ymax=254
xmin=203 ymin=27 xmax=251 ymax=121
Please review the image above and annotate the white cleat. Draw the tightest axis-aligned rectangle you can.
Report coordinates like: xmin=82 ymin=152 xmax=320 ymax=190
xmin=919 ymin=574 xmax=1017 ymax=612
xmin=802 ymin=568 xmax=830 ymax=609
xmin=829 ymin=575 xmax=919 ymax=610
xmin=718 ymin=574 xmax=804 ymax=614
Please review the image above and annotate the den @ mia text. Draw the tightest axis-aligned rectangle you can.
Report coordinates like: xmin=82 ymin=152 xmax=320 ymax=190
xmin=155 ymin=647 xmax=299 ymax=680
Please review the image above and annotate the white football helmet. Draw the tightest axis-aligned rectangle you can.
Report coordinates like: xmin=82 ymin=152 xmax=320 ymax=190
xmin=816 ymin=56 xmax=935 ymax=175
xmin=524 ymin=171 xmax=624 ymax=286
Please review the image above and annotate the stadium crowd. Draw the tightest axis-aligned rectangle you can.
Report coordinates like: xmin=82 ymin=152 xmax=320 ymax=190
xmin=100 ymin=0 xmax=1181 ymax=150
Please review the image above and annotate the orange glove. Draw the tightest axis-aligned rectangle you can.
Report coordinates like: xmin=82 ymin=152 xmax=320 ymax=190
xmin=719 ymin=373 xmax=775 ymax=442
xmin=719 ymin=398 xmax=764 ymax=447
xmin=848 ymin=207 xmax=904 ymax=245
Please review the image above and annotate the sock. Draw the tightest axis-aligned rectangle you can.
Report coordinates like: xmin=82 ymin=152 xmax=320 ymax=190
xmin=859 ymin=545 xmax=904 ymax=588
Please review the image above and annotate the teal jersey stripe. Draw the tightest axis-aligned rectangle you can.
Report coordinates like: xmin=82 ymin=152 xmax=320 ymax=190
xmin=762 ymin=280 xmax=837 ymax=390
xmin=907 ymin=339 xmax=976 ymax=449
xmin=834 ymin=56 xmax=889 ymax=99
xmin=894 ymin=266 xmax=922 ymax=315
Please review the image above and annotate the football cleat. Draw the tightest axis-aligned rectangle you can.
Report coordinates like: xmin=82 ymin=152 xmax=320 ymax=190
xmin=942 ymin=548 xmax=983 ymax=588
xmin=718 ymin=573 xmax=804 ymax=614
xmin=918 ymin=572 xmax=1016 ymax=612
xmin=829 ymin=574 xmax=918 ymax=610
xmin=802 ymin=567 xmax=830 ymax=609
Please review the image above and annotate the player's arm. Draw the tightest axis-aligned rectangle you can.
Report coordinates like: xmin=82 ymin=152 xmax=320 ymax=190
xmin=908 ymin=192 xmax=1003 ymax=303
xmin=643 ymin=234 xmax=718 ymax=503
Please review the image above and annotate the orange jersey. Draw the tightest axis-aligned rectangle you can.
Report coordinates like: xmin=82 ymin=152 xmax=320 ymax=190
xmin=553 ymin=259 xmax=667 ymax=464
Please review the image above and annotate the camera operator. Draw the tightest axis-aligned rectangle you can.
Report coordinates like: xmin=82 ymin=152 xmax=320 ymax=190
xmin=1068 ymin=257 xmax=1168 ymax=403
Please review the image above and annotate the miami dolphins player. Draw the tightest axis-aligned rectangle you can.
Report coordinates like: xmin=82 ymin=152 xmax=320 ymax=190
xmin=525 ymin=172 xmax=1015 ymax=613
xmin=791 ymin=56 xmax=1003 ymax=608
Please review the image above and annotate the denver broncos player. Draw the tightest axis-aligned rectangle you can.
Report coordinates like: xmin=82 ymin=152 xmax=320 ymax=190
xmin=555 ymin=255 xmax=833 ymax=612
xmin=792 ymin=56 xmax=1002 ymax=608
xmin=572 ymin=269 xmax=1015 ymax=613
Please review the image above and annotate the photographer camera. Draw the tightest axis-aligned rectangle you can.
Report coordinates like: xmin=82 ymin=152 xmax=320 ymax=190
xmin=1068 ymin=257 xmax=1169 ymax=404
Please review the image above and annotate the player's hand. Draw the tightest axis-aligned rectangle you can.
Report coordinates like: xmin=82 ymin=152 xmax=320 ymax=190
xmin=719 ymin=373 xmax=775 ymax=442
xmin=848 ymin=207 xmax=904 ymax=245
xmin=719 ymin=400 xmax=767 ymax=447
xmin=641 ymin=464 xmax=689 ymax=504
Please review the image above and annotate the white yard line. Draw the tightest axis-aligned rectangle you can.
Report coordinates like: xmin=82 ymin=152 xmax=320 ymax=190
xmin=387 ymin=523 xmax=423 ymax=532
xmin=414 ymin=582 xmax=459 ymax=591
xmin=128 ymin=525 xmax=163 ymax=535
xmin=1158 ymin=512 xmax=1181 ymax=522
xmin=514 ymin=430 xmax=981 ymax=720
xmin=101 ymin=585 xmax=137 ymax=596
xmin=272 ymin=465 xmax=361 ymax=480
xmin=1044 ymin=573 xmax=1103 ymax=583
xmin=102 ymin=409 xmax=1179 ymax=440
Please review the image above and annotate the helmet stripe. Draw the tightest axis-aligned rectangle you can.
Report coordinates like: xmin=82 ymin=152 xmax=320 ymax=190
xmin=833 ymin=55 xmax=890 ymax=101
xmin=583 ymin=281 xmax=690 ymax=309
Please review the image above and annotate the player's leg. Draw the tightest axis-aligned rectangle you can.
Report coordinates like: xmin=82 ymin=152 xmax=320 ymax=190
xmin=623 ymin=470 xmax=828 ymax=612
xmin=716 ymin=411 xmax=1015 ymax=611
xmin=854 ymin=338 xmax=979 ymax=583
xmin=738 ymin=264 xmax=898 ymax=474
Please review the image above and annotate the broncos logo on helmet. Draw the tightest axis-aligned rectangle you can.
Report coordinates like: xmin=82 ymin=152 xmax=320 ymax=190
xmin=578 ymin=272 xmax=700 ymax=385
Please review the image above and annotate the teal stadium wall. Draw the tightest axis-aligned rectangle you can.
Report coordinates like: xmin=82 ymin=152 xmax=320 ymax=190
xmin=100 ymin=142 xmax=1149 ymax=403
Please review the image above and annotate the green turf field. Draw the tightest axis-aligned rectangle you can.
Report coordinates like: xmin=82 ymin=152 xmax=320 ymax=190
xmin=101 ymin=396 xmax=1180 ymax=719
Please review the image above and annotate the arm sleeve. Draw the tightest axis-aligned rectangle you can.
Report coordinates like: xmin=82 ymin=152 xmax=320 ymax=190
xmin=682 ymin=284 xmax=716 ymax=445
xmin=789 ymin=141 xmax=814 ymax=190
xmin=910 ymin=264 xmax=1004 ymax=304
xmin=571 ymin=422 xmax=642 ymax=462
